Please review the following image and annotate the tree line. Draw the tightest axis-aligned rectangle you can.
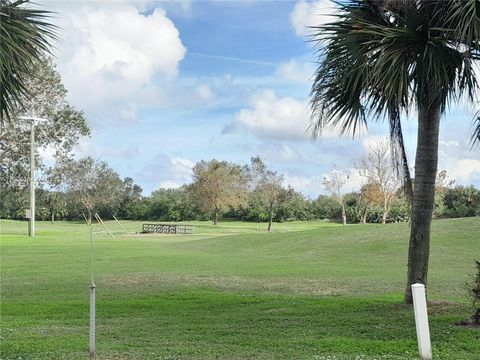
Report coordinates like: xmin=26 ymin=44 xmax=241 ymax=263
xmin=2 ymin=153 xmax=479 ymax=231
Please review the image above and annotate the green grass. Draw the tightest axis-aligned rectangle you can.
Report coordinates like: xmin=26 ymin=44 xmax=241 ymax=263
xmin=1 ymin=218 xmax=479 ymax=359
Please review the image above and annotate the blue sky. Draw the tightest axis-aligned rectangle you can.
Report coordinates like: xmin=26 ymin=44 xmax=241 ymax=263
xmin=42 ymin=0 xmax=480 ymax=197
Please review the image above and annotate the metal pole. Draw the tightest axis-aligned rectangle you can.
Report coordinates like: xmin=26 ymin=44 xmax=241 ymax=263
xmin=412 ymin=283 xmax=432 ymax=360
xmin=29 ymin=123 xmax=35 ymax=237
xmin=89 ymin=283 xmax=96 ymax=358
xmin=89 ymin=211 xmax=96 ymax=358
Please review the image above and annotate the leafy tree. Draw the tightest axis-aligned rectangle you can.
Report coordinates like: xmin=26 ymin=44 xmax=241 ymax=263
xmin=250 ymin=156 xmax=286 ymax=232
xmin=309 ymin=0 xmax=480 ymax=303
xmin=323 ymin=167 xmax=349 ymax=225
xmin=358 ymin=182 xmax=382 ymax=224
xmin=443 ymin=186 xmax=480 ymax=218
xmin=0 ymin=57 xmax=90 ymax=217
xmin=275 ymin=187 xmax=314 ymax=221
xmin=49 ymin=157 xmax=123 ymax=222
xmin=190 ymin=160 xmax=249 ymax=225
xmin=148 ymin=186 xmax=195 ymax=221
xmin=314 ymin=195 xmax=342 ymax=220
xmin=116 ymin=177 xmax=143 ymax=219
xmin=433 ymin=170 xmax=455 ymax=218
xmin=40 ymin=190 xmax=67 ymax=223
xmin=0 ymin=0 xmax=57 ymax=122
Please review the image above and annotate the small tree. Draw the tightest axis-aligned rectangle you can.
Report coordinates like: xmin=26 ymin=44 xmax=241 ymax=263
xmin=323 ymin=167 xmax=349 ymax=225
xmin=457 ymin=261 xmax=480 ymax=327
xmin=190 ymin=159 xmax=249 ymax=225
xmin=43 ymin=191 xmax=66 ymax=223
xmin=356 ymin=139 xmax=400 ymax=224
xmin=358 ymin=182 xmax=382 ymax=224
xmin=250 ymin=156 xmax=286 ymax=232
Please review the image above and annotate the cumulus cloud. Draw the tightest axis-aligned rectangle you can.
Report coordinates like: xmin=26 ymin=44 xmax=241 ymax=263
xmin=54 ymin=2 xmax=186 ymax=124
xmin=276 ymin=59 xmax=315 ymax=83
xmin=290 ymin=0 xmax=337 ymax=37
xmin=137 ymin=154 xmax=194 ymax=192
xmin=224 ymin=90 xmax=340 ymax=141
xmin=224 ymin=90 xmax=311 ymax=141
xmin=447 ymin=159 xmax=480 ymax=182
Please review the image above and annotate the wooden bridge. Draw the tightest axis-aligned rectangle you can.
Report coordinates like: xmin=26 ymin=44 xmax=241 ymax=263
xmin=142 ymin=223 xmax=194 ymax=234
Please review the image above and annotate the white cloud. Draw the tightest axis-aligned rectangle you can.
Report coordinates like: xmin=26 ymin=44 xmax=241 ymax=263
xmin=133 ymin=0 xmax=193 ymax=16
xmin=443 ymin=158 xmax=480 ymax=183
xmin=290 ymin=0 xmax=337 ymax=37
xmin=195 ymin=84 xmax=216 ymax=102
xmin=276 ymin=59 xmax=315 ymax=83
xmin=137 ymin=154 xmax=194 ymax=193
xmin=225 ymin=90 xmax=311 ymax=141
xmin=224 ymin=90 xmax=340 ymax=141
xmin=170 ymin=157 xmax=194 ymax=182
xmin=55 ymin=2 xmax=186 ymax=123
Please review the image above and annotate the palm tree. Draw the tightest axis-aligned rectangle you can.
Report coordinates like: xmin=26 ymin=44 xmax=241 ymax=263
xmin=0 ymin=0 xmax=56 ymax=123
xmin=309 ymin=0 xmax=479 ymax=303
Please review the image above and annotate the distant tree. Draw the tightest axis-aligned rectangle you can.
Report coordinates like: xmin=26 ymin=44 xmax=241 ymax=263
xmin=433 ymin=170 xmax=455 ymax=218
xmin=323 ymin=167 xmax=349 ymax=225
xmin=42 ymin=190 xmax=66 ymax=223
xmin=356 ymin=139 xmax=400 ymax=224
xmin=314 ymin=195 xmax=342 ymax=220
xmin=358 ymin=182 xmax=382 ymax=224
xmin=117 ymin=177 xmax=143 ymax=219
xmin=250 ymin=156 xmax=286 ymax=232
xmin=443 ymin=186 xmax=480 ymax=218
xmin=0 ymin=0 xmax=57 ymax=122
xmin=190 ymin=159 xmax=249 ymax=225
xmin=276 ymin=187 xmax=314 ymax=221
xmin=149 ymin=186 xmax=195 ymax=221
xmin=49 ymin=157 xmax=123 ymax=222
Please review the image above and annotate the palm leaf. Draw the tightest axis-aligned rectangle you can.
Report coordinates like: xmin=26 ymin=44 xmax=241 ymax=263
xmin=0 ymin=0 xmax=57 ymax=124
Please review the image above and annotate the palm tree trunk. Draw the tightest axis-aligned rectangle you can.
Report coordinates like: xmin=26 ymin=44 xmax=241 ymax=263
xmin=404 ymin=104 xmax=441 ymax=304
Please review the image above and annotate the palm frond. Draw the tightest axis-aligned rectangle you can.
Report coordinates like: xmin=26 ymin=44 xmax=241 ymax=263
xmin=0 ymin=0 xmax=58 ymax=124
xmin=309 ymin=0 xmax=480 ymax=148
xmin=472 ymin=110 xmax=480 ymax=148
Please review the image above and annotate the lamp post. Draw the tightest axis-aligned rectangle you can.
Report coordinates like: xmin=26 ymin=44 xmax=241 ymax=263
xmin=19 ymin=116 xmax=48 ymax=237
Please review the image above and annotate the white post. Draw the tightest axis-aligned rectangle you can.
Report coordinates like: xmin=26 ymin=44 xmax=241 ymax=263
xmin=89 ymin=283 xmax=96 ymax=358
xmin=29 ymin=122 xmax=35 ymax=237
xmin=411 ymin=283 xmax=432 ymax=360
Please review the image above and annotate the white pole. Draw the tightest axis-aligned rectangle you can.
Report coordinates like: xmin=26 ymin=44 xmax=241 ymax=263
xmin=89 ymin=283 xmax=96 ymax=358
xmin=29 ymin=122 xmax=35 ymax=237
xmin=411 ymin=283 xmax=432 ymax=360
xmin=89 ymin=214 xmax=96 ymax=359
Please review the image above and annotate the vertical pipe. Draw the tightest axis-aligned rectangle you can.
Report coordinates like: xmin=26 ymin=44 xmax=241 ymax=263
xmin=89 ymin=283 xmax=96 ymax=358
xmin=88 ymin=209 xmax=96 ymax=358
xmin=29 ymin=123 xmax=35 ymax=237
xmin=412 ymin=283 xmax=432 ymax=360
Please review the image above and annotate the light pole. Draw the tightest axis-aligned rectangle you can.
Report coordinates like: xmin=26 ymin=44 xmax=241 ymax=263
xmin=19 ymin=116 xmax=48 ymax=237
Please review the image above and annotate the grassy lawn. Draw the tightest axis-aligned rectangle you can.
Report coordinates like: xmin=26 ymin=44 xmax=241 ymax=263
xmin=1 ymin=218 xmax=479 ymax=359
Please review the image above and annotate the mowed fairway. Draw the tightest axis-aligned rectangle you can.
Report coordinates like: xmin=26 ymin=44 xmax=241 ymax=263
xmin=1 ymin=218 xmax=479 ymax=359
